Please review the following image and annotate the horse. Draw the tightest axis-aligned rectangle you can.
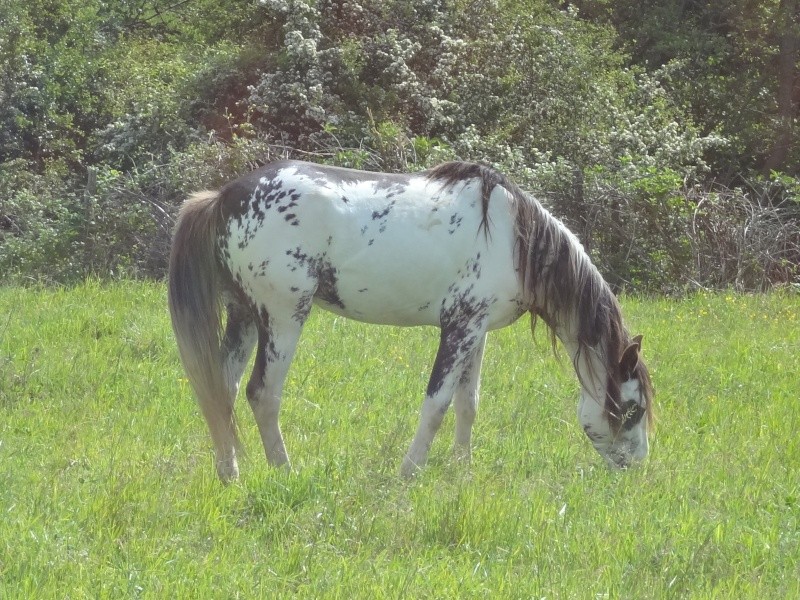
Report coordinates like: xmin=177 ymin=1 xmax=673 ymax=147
xmin=168 ymin=159 xmax=653 ymax=481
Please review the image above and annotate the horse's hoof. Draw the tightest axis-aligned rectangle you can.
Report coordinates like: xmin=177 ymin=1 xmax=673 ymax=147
xmin=216 ymin=459 xmax=240 ymax=483
xmin=400 ymin=457 xmax=422 ymax=479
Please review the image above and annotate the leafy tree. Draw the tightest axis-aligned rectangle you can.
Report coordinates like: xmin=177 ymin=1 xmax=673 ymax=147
xmin=572 ymin=0 xmax=800 ymax=177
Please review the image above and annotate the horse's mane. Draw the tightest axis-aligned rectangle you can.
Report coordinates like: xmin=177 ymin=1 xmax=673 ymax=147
xmin=427 ymin=161 xmax=653 ymax=430
xmin=427 ymin=162 xmax=503 ymax=238
xmin=427 ymin=161 xmax=611 ymax=342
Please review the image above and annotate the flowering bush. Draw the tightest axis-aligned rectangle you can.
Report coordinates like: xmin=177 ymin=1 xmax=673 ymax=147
xmin=1 ymin=0 xmax=796 ymax=288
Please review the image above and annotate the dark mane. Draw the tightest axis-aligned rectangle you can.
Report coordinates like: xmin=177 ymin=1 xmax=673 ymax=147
xmin=514 ymin=196 xmax=654 ymax=431
xmin=426 ymin=161 xmax=653 ymax=431
xmin=427 ymin=161 xmax=509 ymax=237
xmin=426 ymin=161 xmax=607 ymax=343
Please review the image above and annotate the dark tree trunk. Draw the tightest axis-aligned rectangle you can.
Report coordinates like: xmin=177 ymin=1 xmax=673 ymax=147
xmin=762 ymin=0 xmax=799 ymax=174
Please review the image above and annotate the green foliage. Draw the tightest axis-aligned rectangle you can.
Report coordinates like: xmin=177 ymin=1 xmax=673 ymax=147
xmin=0 ymin=0 xmax=111 ymax=167
xmin=576 ymin=165 xmax=695 ymax=291
xmin=0 ymin=160 xmax=82 ymax=282
xmin=576 ymin=0 xmax=800 ymax=176
xmin=1 ymin=283 xmax=799 ymax=596
xmin=90 ymin=39 xmax=206 ymax=169
xmin=0 ymin=0 xmax=798 ymax=289
xmin=239 ymin=0 xmax=713 ymax=179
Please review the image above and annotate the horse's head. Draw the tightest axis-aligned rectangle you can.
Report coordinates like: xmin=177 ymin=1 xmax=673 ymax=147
xmin=577 ymin=335 xmax=653 ymax=469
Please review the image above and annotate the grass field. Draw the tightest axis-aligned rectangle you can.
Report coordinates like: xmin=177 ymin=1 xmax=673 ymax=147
xmin=1 ymin=281 xmax=798 ymax=598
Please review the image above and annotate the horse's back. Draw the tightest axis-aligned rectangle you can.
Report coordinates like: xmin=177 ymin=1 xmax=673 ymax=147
xmin=218 ymin=161 xmax=524 ymax=327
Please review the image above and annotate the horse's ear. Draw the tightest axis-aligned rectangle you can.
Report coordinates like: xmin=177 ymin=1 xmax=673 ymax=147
xmin=619 ymin=336 xmax=642 ymax=378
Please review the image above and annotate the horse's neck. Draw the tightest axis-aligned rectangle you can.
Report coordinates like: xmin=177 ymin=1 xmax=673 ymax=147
xmin=553 ymin=315 xmax=608 ymax=399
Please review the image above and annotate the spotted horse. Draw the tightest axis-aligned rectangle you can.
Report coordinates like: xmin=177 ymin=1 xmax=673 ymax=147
xmin=168 ymin=160 xmax=654 ymax=481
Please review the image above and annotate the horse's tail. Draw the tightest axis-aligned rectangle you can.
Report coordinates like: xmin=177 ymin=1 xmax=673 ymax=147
xmin=168 ymin=190 xmax=239 ymax=475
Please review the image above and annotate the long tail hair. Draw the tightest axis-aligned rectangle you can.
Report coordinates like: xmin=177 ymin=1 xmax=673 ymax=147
xmin=167 ymin=191 xmax=239 ymax=455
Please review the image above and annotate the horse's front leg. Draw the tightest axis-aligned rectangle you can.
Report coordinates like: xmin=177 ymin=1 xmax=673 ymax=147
xmin=401 ymin=322 xmax=487 ymax=477
xmin=452 ymin=333 xmax=486 ymax=462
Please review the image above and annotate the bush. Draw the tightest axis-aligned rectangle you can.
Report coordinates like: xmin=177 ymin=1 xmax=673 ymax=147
xmin=0 ymin=161 xmax=84 ymax=283
xmin=688 ymin=181 xmax=800 ymax=290
xmin=1 ymin=0 xmax=797 ymax=291
xmin=0 ymin=160 xmax=160 ymax=282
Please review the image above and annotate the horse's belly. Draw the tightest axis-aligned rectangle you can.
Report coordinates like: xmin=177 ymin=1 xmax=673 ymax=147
xmin=313 ymin=255 xmax=525 ymax=329
xmin=312 ymin=270 xmax=446 ymax=326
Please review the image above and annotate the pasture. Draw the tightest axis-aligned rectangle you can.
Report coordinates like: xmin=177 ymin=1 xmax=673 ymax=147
xmin=0 ymin=281 xmax=798 ymax=598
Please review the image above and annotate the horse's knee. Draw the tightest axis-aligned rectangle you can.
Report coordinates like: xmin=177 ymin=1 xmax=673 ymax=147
xmin=455 ymin=391 xmax=478 ymax=420
xmin=422 ymin=396 xmax=451 ymax=428
xmin=246 ymin=379 xmax=280 ymax=415
xmin=454 ymin=389 xmax=478 ymax=450
xmin=245 ymin=376 xmax=262 ymax=405
xmin=457 ymin=394 xmax=477 ymax=417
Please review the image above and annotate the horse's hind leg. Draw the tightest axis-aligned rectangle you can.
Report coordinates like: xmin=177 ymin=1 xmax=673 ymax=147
xmin=246 ymin=303 xmax=308 ymax=469
xmin=222 ymin=301 xmax=258 ymax=400
xmin=214 ymin=302 xmax=257 ymax=481
xmin=452 ymin=333 xmax=487 ymax=462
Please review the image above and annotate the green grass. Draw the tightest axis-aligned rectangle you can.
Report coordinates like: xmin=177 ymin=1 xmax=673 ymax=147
xmin=1 ymin=281 xmax=798 ymax=598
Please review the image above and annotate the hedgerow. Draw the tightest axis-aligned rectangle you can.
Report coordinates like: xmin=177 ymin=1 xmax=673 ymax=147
xmin=0 ymin=0 xmax=797 ymax=290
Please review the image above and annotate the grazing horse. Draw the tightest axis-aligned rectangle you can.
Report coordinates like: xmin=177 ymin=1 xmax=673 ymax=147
xmin=168 ymin=160 xmax=653 ymax=481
